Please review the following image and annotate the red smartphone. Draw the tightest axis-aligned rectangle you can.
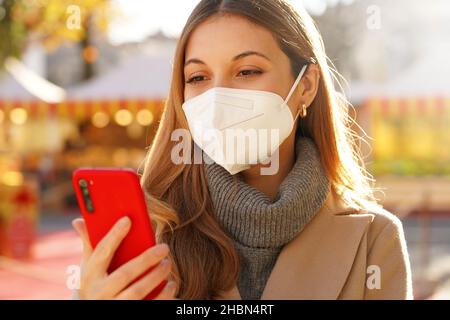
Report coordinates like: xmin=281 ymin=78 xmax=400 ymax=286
xmin=72 ymin=167 xmax=167 ymax=300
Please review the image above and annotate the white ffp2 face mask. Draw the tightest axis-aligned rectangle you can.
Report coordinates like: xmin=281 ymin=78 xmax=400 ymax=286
xmin=182 ymin=64 xmax=308 ymax=175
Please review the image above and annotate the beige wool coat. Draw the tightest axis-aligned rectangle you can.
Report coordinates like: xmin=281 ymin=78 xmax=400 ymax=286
xmin=216 ymin=190 xmax=414 ymax=300
xmin=72 ymin=190 xmax=413 ymax=300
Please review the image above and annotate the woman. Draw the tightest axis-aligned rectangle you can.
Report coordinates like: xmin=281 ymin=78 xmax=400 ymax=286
xmin=72 ymin=0 xmax=413 ymax=300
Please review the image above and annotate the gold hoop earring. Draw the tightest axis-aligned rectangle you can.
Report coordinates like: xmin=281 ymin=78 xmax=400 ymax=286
xmin=300 ymin=104 xmax=307 ymax=118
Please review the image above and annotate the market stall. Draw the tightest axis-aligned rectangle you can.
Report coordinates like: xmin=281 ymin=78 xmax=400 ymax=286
xmin=351 ymin=45 xmax=450 ymax=218
xmin=0 ymin=53 xmax=170 ymax=259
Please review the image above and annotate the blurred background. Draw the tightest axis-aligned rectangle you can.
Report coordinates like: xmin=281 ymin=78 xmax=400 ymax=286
xmin=0 ymin=0 xmax=449 ymax=299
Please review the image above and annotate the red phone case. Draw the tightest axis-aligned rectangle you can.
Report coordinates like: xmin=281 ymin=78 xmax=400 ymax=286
xmin=72 ymin=168 xmax=167 ymax=300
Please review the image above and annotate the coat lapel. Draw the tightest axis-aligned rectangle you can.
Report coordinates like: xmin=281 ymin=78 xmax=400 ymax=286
xmin=260 ymin=206 xmax=374 ymax=299
xmin=217 ymin=191 xmax=375 ymax=300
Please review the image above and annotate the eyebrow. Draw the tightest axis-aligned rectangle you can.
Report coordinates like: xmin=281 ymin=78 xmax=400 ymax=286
xmin=184 ymin=50 xmax=271 ymax=67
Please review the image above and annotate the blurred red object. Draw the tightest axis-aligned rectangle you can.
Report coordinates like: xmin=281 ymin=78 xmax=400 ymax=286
xmin=0 ymin=229 xmax=82 ymax=299
xmin=0 ymin=177 xmax=39 ymax=260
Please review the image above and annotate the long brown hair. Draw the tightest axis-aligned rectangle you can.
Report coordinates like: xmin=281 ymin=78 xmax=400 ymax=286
xmin=140 ymin=0 xmax=378 ymax=299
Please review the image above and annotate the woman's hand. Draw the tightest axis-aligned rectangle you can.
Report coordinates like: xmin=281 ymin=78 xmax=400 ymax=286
xmin=71 ymin=216 xmax=177 ymax=300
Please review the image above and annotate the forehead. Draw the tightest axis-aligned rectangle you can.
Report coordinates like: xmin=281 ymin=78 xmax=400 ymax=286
xmin=184 ymin=14 xmax=282 ymax=62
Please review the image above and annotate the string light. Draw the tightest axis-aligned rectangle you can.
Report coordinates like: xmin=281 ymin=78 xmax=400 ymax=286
xmin=114 ymin=109 xmax=133 ymax=126
xmin=91 ymin=111 xmax=110 ymax=128
xmin=9 ymin=108 xmax=28 ymax=125
xmin=1 ymin=171 xmax=24 ymax=187
xmin=136 ymin=109 xmax=154 ymax=126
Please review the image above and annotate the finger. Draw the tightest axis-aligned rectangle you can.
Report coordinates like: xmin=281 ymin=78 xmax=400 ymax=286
xmin=106 ymin=243 xmax=169 ymax=296
xmin=115 ymin=258 xmax=172 ymax=300
xmin=153 ymin=281 xmax=177 ymax=300
xmin=89 ymin=216 xmax=132 ymax=277
xmin=72 ymin=218 xmax=93 ymax=260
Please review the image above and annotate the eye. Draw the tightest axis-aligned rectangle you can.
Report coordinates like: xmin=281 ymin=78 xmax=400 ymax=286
xmin=186 ymin=75 xmax=208 ymax=85
xmin=238 ymin=69 xmax=263 ymax=78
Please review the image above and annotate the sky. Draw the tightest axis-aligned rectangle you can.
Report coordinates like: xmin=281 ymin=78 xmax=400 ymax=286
xmin=109 ymin=0 xmax=355 ymax=44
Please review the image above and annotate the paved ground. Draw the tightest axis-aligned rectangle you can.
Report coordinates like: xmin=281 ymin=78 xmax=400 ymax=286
xmin=402 ymin=216 xmax=450 ymax=299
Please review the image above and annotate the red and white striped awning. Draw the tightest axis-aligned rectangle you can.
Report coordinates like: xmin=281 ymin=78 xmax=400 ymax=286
xmin=364 ymin=97 xmax=450 ymax=114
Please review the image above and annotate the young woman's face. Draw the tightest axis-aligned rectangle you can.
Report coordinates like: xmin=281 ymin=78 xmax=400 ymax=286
xmin=183 ymin=13 xmax=300 ymax=116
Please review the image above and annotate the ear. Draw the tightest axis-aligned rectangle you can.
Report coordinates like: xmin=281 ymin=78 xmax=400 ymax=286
xmin=299 ymin=64 xmax=320 ymax=108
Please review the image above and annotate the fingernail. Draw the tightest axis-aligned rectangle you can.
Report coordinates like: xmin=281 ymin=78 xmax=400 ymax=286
xmin=71 ymin=219 xmax=81 ymax=231
xmin=153 ymin=244 xmax=169 ymax=256
xmin=118 ymin=216 xmax=131 ymax=227
xmin=160 ymin=258 xmax=171 ymax=268
xmin=166 ymin=281 xmax=176 ymax=291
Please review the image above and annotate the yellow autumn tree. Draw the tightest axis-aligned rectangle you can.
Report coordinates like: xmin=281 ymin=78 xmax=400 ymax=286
xmin=0 ymin=0 xmax=112 ymax=78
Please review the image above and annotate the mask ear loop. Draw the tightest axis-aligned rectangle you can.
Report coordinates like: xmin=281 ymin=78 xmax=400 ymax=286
xmin=284 ymin=63 xmax=309 ymax=137
xmin=293 ymin=106 xmax=302 ymax=123
xmin=284 ymin=63 xmax=309 ymax=105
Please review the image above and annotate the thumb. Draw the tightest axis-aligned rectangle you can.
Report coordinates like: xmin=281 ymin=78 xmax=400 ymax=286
xmin=72 ymin=218 xmax=93 ymax=260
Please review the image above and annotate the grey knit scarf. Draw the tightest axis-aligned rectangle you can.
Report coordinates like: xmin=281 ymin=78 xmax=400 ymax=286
xmin=203 ymin=135 xmax=330 ymax=300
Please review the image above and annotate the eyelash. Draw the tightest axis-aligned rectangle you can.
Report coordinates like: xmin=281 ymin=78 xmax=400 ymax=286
xmin=186 ymin=69 xmax=263 ymax=85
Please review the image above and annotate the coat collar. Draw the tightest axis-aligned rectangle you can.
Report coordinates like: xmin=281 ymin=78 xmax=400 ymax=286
xmin=217 ymin=190 xmax=375 ymax=300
